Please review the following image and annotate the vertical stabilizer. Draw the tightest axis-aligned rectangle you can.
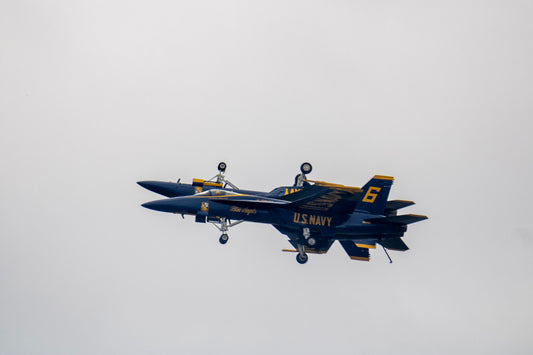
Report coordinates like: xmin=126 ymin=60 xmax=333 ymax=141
xmin=355 ymin=175 xmax=394 ymax=215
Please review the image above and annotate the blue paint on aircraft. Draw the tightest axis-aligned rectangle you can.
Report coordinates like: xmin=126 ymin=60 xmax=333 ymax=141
xmin=138 ymin=163 xmax=427 ymax=264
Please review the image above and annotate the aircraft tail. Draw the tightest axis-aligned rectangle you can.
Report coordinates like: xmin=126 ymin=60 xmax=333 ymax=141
xmin=355 ymin=175 xmax=394 ymax=215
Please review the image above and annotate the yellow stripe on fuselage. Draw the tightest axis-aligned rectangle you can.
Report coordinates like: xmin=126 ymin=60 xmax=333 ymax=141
xmin=203 ymin=181 xmax=223 ymax=187
xmin=192 ymin=178 xmax=224 ymax=187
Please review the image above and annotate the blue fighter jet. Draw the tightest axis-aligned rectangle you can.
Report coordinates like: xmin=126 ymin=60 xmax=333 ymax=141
xmin=137 ymin=162 xmax=310 ymax=199
xmin=139 ymin=163 xmax=427 ymax=264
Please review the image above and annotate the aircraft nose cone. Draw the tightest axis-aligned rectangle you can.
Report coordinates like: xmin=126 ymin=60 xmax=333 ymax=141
xmin=141 ymin=200 xmax=158 ymax=210
xmin=141 ymin=197 xmax=193 ymax=213
xmin=137 ymin=181 xmax=161 ymax=191
xmin=137 ymin=181 xmax=172 ymax=197
xmin=141 ymin=199 xmax=174 ymax=212
xmin=137 ymin=181 xmax=150 ymax=188
xmin=137 ymin=180 xmax=190 ymax=197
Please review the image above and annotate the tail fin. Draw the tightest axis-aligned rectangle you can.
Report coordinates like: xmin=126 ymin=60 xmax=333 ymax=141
xmin=355 ymin=175 xmax=394 ymax=215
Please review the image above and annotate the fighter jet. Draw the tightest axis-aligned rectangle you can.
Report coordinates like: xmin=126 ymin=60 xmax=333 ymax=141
xmin=137 ymin=162 xmax=309 ymax=199
xmin=139 ymin=163 xmax=427 ymax=264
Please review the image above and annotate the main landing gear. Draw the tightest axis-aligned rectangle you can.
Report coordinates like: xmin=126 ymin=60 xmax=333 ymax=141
xmin=219 ymin=233 xmax=229 ymax=245
xmin=301 ymin=227 xmax=317 ymax=247
xmin=294 ymin=227 xmax=317 ymax=264
xmin=296 ymin=252 xmax=308 ymax=264
xmin=296 ymin=243 xmax=308 ymax=264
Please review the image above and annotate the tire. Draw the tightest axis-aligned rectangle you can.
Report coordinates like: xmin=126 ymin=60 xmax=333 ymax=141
xmin=219 ymin=234 xmax=229 ymax=244
xmin=296 ymin=253 xmax=308 ymax=264
xmin=218 ymin=162 xmax=227 ymax=172
xmin=300 ymin=162 xmax=312 ymax=174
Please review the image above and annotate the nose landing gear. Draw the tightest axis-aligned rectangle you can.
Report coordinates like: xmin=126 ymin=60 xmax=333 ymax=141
xmin=294 ymin=162 xmax=312 ymax=187
xmin=207 ymin=162 xmax=239 ymax=190
xmin=211 ymin=217 xmax=243 ymax=246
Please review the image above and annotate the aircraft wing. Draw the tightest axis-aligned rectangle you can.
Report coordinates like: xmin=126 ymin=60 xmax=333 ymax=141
xmin=211 ymin=196 xmax=290 ymax=209
xmin=279 ymin=182 xmax=363 ymax=215
xmin=211 ymin=183 xmax=360 ymax=213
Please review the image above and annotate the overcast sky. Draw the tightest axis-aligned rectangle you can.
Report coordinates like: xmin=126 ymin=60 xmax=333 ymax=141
xmin=1 ymin=1 xmax=532 ymax=354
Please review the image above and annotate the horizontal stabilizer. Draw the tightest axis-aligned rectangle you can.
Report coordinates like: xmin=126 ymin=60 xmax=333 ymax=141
xmin=385 ymin=200 xmax=414 ymax=215
xmin=378 ymin=238 xmax=409 ymax=251
xmin=339 ymin=241 xmax=370 ymax=261
xmin=354 ymin=239 xmax=377 ymax=249
xmin=366 ymin=214 xmax=428 ymax=225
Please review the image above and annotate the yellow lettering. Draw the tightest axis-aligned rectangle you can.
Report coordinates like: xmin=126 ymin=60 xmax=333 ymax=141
xmin=293 ymin=213 xmax=332 ymax=226
xmin=362 ymin=187 xmax=381 ymax=203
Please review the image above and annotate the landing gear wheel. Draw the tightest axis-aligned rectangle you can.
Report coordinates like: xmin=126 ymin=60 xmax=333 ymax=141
xmin=218 ymin=162 xmax=227 ymax=172
xmin=306 ymin=237 xmax=317 ymax=247
xmin=296 ymin=253 xmax=308 ymax=264
xmin=219 ymin=234 xmax=229 ymax=244
xmin=300 ymin=162 xmax=312 ymax=174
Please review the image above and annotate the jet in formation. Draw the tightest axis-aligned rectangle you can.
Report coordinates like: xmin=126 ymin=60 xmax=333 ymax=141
xmin=138 ymin=162 xmax=427 ymax=264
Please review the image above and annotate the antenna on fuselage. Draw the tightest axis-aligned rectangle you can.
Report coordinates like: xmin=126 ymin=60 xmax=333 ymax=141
xmin=382 ymin=245 xmax=393 ymax=263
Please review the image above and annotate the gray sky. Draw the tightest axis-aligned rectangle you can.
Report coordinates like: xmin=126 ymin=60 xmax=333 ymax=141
xmin=1 ymin=0 xmax=532 ymax=354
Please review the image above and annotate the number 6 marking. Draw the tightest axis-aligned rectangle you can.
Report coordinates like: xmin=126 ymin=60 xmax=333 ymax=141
xmin=362 ymin=187 xmax=381 ymax=203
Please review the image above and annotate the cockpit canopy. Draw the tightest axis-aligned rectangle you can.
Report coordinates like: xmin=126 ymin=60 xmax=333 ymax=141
xmin=196 ymin=189 xmax=239 ymax=197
